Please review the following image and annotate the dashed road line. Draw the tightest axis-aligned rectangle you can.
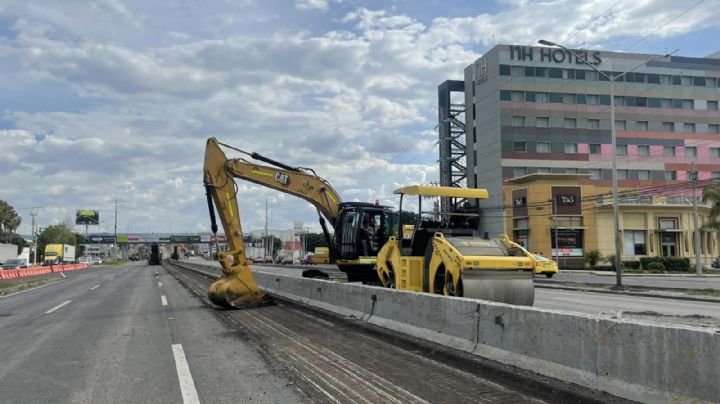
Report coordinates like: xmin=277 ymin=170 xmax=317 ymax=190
xmin=45 ymin=300 xmax=72 ymax=314
xmin=161 ymin=295 xmax=168 ymax=306
xmin=171 ymin=344 xmax=201 ymax=404
xmin=90 ymin=284 xmax=101 ymax=290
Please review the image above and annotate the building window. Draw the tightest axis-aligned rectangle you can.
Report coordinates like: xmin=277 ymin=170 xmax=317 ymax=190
xmin=708 ymin=100 xmax=719 ymax=111
xmin=535 ymin=67 xmax=547 ymax=77
xmin=617 ymin=169 xmax=629 ymax=180
xmin=681 ymin=76 xmax=692 ymax=86
xmin=638 ymin=170 xmax=650 ymax=180
xmin=661 ymin=98 xmax=673 ymax=109
xmin=499 ymin=65 xmax=511 ymax=76
xmin=510 ymin=66 xmax=524 ymax=76
xmin=662 ymin=122 xmax=675 ymax=132
xmin=589 ymin=169 xmax=602 ymax=179
xmin=683 ymin=123 xmax=696 ymax=133
xmin=549 ymin=92 xmax=563 ymax=103
xmin=511 ymin=91 xmax=524 ymax=101
xmin=589 ymin=143 xmax=601 ymax=154
xmin=710 ymin=124 xmax=720 ymax=134
xmin=624 ymin=231 xmax=647 ymax=256
xmin=512 ymin=141 xmax=527 ymax=152
xmin=512 ymin=116 xmax=525 ymax=127
xmin=663 ymin=146 xmax=675 ymax=157
xmin=565 ymin=168 xmax=578 ymax=174
xmin=536 ymin=167 xmax=551 ymax=173
xmin=648 ymin=98 xmax=662 ymax=108
xmin=682 ymin=99 xmax=694 ymax=109
xmin=549 ymin=68 xmax=563 ymax=78
xmin=636 ymin=97 xmax=648 ymax=107
xmin=614 ymin=96 xmax=625 ymax=106
xmin=525 ymin=91 xmax=536 ymax=102
xmin=514 ymin=218 xmax=530 ymax=229
xmin=576 ymin=94 xmax=586 ymax=104
xmin=659 ymin=75 xmax=671 ymax=85
xmin=664 ymin=171 xmax=677 ymax=180
xmin=615 ymin=120 xmax=626 ymax=130
xmin=712 ymin=171 xmax=720 ymax=179
xmin=536 ymin=117 xmax=549 ymax=127
xmin=587 ymin=119 xmax=600 ymax=129
xmin=710 ymin=148 xmax=720 ymax=158
xmin=616 ymin=145 xmax=628 ymax=155
xmin=647 ymin=74 xmax=660 ymax=84
xmin=635 ymin=121 xmax=648 ymax=131
xmin=536 ymin=92 xmax=549 ymax=103
xmin=563 ymin=93 xmax=575 ymax=104
xmin=638 ymin=145 xmax=650 ymax=156
xmin=586 ymin=94 xmax=599 ymax=105
xmin=500 ymin=90 xmax=511 ymax=101
xmin=564 ymin=143 xmax=578 ymax=154
xmin=536 ymin=142 xmax=550 ymax=153
xmin=659 ymin=218 xmax=678 ymax=230
xmin=586 ymin=71 xmax=599 ymax=81
xmin=513 ymin=167 xmax=527 ymax=177
xmin=707 ymin=78 xmax=718 ymax=88
xmin=685 ymin=146 xmax=697 ymax=157
xmin=694 ymin=77 xmax=707 ymax=86
xmin=564 ymin=118 xmax=577 ymax=128
xmin=563 ymin=69 xmax=575 ymax=79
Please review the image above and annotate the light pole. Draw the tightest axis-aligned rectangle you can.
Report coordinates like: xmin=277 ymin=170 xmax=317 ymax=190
xmin=538 ymin=40 xmax=675 ymax=289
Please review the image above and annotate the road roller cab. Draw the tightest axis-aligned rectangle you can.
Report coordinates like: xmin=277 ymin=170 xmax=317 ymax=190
xmin=375 ymin=185 xmax=536 ymax=306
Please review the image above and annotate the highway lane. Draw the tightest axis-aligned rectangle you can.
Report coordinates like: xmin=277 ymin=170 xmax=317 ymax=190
xmin=539 ymin=271 xmax=720 ymax=290
xmin=0 ymin=261 xmax=307 ymax=403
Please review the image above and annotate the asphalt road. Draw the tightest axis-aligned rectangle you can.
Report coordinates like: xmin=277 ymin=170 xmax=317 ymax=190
xmin=540 ymin=271 xmax=720 ymax=290
xmin=0 ymin=262 xmax=307 ymax=404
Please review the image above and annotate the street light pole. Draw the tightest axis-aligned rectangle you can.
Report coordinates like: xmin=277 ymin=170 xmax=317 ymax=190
xmin=538 ymin=40 xmax=675 ymax=288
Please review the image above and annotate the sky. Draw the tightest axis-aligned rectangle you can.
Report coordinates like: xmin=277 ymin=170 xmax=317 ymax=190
xmin=1 ymin=0 xmax=719 ymax=236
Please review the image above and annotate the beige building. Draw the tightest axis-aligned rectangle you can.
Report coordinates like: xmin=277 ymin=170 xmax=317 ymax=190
xmin=504 ymin=173 xmax=718 ymax=268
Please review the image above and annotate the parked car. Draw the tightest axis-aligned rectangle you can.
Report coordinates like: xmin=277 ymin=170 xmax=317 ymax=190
xmin=2 ymin=259 xmax=28 ymax=270
xmin=91 ymin=257 xmax=103 ymax=265
xmin=279 ymin=256 xmax=294 ymax=265
xmin=712 ymin=257 xmax=720 ymax=269
xmin=78 ymin=256 xmax=91 ymax=265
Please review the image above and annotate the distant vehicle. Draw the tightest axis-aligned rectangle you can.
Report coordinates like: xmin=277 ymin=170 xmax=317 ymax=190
xmin=2 ymin=259 xmax=28 ymax=270
xmin=310 ymin=247 xmax=330 ymax=264
xmin=301 ymin=253 xmax=314 ymax=265
xmin=43 ymin=244 xmax=76 ymax=265
xmin=78 ymin=256 xmax=91 ymax=265
xmin=279 ymin=256 xmax=293 ymax=265
xmin=0 ymin=243 xmax=17 ymax=265
xmin=148 ymin=243 xmax=162 ymax=265
xmin=712 ymin=257 xmax=720 ymax=269
xmin=531 ymin=254 xmax=559 ymax=278
xmin=91 ymin=257 xmax=103 ymax=265
xmin=262 ymin=256 xmax=274 ymax=263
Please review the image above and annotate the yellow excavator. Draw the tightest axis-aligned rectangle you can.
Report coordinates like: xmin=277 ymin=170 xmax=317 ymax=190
xmin=203 ymin=137 xmax=397 ymax=308
xmin=375 ymin=186 xmax=536 ymax=305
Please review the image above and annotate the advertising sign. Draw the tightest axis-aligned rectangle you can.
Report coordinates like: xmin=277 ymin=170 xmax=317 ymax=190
xmin=76 ymin=210 xmax=100 ymax=225
xmin=170 ymin=235 xmax=201 ymax=243
xmin=89 ymin=235 xmax=116 ymax=244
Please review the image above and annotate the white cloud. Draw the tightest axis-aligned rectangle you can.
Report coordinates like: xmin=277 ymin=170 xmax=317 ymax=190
xmin=295 ymin=0 xmax=330 ymax=11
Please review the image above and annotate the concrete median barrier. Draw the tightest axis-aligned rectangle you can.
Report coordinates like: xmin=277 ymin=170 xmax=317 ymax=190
xmin=251 ymin=270 xmax=719 ymax=404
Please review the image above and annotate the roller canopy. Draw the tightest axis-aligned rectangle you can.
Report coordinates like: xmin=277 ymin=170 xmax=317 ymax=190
xmin=393 ymin=185 xmax=489 ymax=199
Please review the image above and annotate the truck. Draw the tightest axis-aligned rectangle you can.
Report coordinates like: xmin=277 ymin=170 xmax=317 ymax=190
xmin=148 ymin=243 xmax=162 ymax=265
xmin=0 ymin=243 xmax=18 ymax=265
xmin=43 ymin=244 xmax=76 ymax=265
xmin=310 ymin=247 xmax=330 ymax=264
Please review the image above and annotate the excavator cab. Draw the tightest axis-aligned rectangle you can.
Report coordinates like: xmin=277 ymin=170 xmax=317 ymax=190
xmin=334 ymin=202 xmax=397 ymax=282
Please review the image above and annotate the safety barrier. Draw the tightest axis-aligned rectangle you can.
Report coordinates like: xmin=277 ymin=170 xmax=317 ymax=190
xmin=0 ymin=263 xmax=89 ymax=280
xmin=248 ymin=270 xmax=719 ymax=404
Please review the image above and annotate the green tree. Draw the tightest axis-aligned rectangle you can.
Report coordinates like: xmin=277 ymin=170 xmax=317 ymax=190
xmin=37 ymin=224 xmax=79 ymax=261
xmin=0 ymin=200 xmax=21 ymax=234
xmin=702 ymin=185 xmax=720 ymax=230
xmin=304 ymin=232 xmax=329 ymax=253
xmin=399 ymin=210 xmax=419 ymax=225
xmin=584 ymin=250 xmax=603 ymax=270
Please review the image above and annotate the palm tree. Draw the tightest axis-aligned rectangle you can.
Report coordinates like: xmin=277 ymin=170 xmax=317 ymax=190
xmin=0 ymin=200 xmax=22 ymax=234
xmin=702 ymin=186 xmax=720 ymax=230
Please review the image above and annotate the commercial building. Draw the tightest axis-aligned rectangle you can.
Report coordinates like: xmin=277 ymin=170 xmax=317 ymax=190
xmin=446 ymin=44 xmax=720 ymax=264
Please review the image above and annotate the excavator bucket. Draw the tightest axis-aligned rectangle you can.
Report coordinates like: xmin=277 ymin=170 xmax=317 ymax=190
xmin=461 ymin=270 xmax=535 ymax=306
xmin=207 ymin=251 xmax=274 ymax=308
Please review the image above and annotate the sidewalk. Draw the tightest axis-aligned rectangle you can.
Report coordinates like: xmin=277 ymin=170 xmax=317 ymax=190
xmin=562 ymin=269 xmax=720 ymax=277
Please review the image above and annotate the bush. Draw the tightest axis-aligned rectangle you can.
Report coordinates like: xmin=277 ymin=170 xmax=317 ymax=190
xmin=639 ymin=256 xmax=690 ymax=272
xmin=647 ymin=261 xmax=666 ymax=271
xmin=584 ymin=250 xmax=603 ymax=270
xmin=622 ymin=260 xmax=641 ymax=269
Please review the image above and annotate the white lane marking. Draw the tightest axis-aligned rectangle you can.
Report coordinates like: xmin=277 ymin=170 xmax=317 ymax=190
xmin=171 ymin=344 xmax=201 ymax=404
xmin=45 ymin=300 xmax=72 ymax=314
xmin=90 ymin=284 xmax=101 ymax=290
xmin=158 ymin=282 xmax=163 ymax=287
xmin=161 ymin=295 xmax=168 ymax=306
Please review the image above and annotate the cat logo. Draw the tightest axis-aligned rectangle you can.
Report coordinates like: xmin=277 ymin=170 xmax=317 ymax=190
xmin=274 ymin=172 xmax=290 ymax=186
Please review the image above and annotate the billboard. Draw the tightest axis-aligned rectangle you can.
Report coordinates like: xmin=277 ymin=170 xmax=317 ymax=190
xmin=76 ymin=210 xmax=99 ymax=225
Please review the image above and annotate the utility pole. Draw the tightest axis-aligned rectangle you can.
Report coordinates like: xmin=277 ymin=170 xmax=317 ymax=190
xmin=114 ymin=199 xmax=118 ymax=259
xmin=552 ymin=196 xmax=559 ymax=266
xmin=691 ymin=162 xmax=702 ymax=276
xmin=30 ymin=207 xmax=41 ymax=265
xmin=265 ymin=198 xmax=269 ymax=259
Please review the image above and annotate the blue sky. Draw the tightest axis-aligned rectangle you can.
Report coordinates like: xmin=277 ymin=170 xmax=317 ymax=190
xmin=1 ymin=0 xmax=718 ymax=235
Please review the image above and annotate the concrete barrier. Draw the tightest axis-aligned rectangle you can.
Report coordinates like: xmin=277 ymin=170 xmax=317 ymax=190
xmin=251 ymin=270 xmax=719 ymax=404
xmin=0 ymin=263 xmax=89 ymax=280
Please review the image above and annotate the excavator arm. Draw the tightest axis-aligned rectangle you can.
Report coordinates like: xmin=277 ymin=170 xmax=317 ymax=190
xmin=202 ymin=137 xmax=343 ymax=308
